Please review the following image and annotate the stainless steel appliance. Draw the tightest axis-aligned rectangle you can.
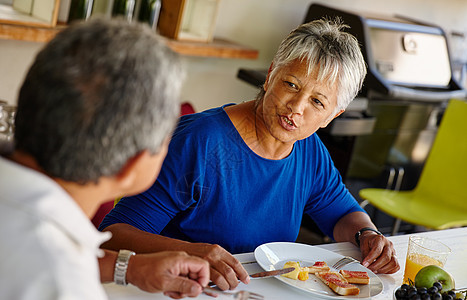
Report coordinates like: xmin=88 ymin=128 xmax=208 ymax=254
xmin=239 ymin=3 xmax=465 ymax=185
xmin=303 ymin=3 xmax=465 ymax=187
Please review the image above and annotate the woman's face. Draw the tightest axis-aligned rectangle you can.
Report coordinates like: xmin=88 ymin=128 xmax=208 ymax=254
xmin=260 ymin=59 xmax=343 ymax=145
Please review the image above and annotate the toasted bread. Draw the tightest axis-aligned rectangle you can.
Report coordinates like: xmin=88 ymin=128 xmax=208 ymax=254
xmin=339 ymin=270 xmax=370 ymax=284
xmin=316 ymin=271 xmax=360 ymax=296
xmin=305 ymin=261 xmax=331 ymax=274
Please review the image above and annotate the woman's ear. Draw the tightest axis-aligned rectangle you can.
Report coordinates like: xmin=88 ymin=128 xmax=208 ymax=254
xmin=263 ymin=63 xmax=274 ymax=91
xmin=321 ymin=109 xmax=345 ymax=128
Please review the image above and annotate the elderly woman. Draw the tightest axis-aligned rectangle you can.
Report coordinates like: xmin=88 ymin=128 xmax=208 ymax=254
xmin=100 ymin=18 xmax=400 ymax=290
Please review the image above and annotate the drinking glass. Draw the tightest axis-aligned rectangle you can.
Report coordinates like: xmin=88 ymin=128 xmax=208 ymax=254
xmin=403 ymin=236 xmax=451 ymax=284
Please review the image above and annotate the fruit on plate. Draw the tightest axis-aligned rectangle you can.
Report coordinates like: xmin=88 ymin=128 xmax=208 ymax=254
xmin=298 ymin=270 xmax=309 ymax=281
xmin=414 ymin=265 xmax=455 ymax=292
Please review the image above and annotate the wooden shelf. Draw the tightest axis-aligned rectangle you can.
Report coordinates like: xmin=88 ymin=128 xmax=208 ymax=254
xmin=0 ymin=22 xmax=258 ymax=59
xmin=0 ymin=22 xmax=63 ymax=42
xmin=164 ymin=37 xmax=258 ymax=59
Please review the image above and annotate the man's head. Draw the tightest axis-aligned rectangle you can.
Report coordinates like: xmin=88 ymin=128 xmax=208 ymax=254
xmin=15 ymin=18 xmax=183 ymax=185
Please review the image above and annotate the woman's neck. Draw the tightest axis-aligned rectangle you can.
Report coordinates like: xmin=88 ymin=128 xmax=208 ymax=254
xmin=225 ymin=100 xmax=294 ymax=160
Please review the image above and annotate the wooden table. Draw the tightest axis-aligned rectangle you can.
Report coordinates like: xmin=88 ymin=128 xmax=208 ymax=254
xmin=104 ymin=227 xmax=467 ymax=299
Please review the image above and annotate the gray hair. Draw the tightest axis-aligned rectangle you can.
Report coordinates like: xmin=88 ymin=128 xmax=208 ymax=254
xmin=15 ymin=18 xmax=184 ymax=184
xmin=259 ymin=18 xmax=366 ymax=114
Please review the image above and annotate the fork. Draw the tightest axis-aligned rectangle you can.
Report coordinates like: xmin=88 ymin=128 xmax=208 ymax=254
xmin=331 ymin=256 xmax=359 ymax=270
xmin=203 ymin=286 xmax=264 ymax=300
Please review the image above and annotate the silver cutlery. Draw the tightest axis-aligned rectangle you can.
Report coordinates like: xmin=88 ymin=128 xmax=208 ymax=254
xmin=249 ymin=267 xmax=295 ymax=279
xmin=332 ymin=256 xmax=359 ymax=270
xmin=203 ymin=286 xmax=264 ymax=300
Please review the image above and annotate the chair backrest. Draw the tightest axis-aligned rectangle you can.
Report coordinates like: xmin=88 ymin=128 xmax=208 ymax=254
xmin=415 ymin=99 xmax=467 ymax=209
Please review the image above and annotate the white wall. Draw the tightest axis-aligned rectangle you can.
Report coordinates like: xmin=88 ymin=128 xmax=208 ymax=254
xmin=2 ymin=0 xmax=467 ymax=111
xmin=0 ymin=39 xmax=43 ymax=104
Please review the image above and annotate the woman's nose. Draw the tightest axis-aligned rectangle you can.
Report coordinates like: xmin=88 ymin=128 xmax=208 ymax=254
xmin=286 ymin=96 xmax=307 ymax=115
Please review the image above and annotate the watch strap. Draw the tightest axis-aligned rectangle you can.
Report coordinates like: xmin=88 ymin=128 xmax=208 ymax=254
xmin=114 ymin=249 xmax=135 ymax=285
xmin=355 ymin=227 xmax=382 ymax=247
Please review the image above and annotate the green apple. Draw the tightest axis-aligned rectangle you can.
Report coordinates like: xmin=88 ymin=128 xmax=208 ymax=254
xmin=414 ymin=265 xmax=455 ymax=292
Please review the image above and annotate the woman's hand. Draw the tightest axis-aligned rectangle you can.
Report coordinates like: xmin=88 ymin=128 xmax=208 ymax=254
xmin=186 ymin=243 xmax=250 ymax=290
xmin=359 ymin=232 xmax=400 ymax=274
xmin=126 ymin=251 xmax=210 ymax=299
xmin=332 ymin=211 xmax=400 ymax=274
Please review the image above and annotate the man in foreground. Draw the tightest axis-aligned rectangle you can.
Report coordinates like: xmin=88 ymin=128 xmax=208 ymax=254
xmin=0 ymin=18 xmax=209 ymax=299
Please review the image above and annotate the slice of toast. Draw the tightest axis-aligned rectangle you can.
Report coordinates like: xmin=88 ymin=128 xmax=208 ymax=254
xmin=316 ymin=271 xmax=360 ymax=296
xmin=339 ymin=270 xmax=370 ymax=284
xmin=305 ymin=261 xmax=331 ymax=274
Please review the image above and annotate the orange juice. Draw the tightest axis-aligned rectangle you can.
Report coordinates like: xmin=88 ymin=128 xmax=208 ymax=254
xmin=403 ymin=253 xmax=443 ymax=284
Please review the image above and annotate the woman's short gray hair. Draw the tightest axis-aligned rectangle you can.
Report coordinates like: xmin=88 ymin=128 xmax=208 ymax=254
xmin=268 ymin=18 xmax=366 ymax=113
xmin=15 ymin=18 xmax=184 ymax=184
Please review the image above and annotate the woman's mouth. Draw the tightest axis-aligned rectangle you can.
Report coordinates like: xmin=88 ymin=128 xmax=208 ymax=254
xmin=279 ymin=115 xmax=296 ymax=130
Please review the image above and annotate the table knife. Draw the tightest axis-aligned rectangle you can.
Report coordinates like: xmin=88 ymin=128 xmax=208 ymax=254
xmin=249 ymin=267 xmax=295 ymax=279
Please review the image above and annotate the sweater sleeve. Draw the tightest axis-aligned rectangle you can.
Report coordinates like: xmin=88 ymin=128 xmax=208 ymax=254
xmin=302 ymin=135 xmax=365 ymax=240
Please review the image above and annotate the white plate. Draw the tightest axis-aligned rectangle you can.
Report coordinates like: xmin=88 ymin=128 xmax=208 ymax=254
xmin=254 ymin=242 xmax=383 ymax=299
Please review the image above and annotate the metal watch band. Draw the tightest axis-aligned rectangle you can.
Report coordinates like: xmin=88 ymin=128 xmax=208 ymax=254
xmin=114 ymin=249 xmax=135 ymax=285
xmin=355 ymin=227 xmax=382 ymax=247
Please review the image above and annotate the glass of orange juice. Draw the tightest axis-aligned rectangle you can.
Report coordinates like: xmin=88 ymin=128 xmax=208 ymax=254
xmin=403 ymin=236 xmax=451 ymax=285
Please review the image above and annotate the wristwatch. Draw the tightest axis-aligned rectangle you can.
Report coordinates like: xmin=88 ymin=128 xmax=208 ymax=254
xmin=355 ymin=227 xmax=382 ymax=247
xmin=114 ymin=249 xmax=136 ymax=285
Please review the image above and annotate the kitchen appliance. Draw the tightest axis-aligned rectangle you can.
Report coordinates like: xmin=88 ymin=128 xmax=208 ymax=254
xmin=238 ymin=3 xmax=465 ymax=183
xmin=302 ymin=3 xmax=465 ymax=187
xmin=237 ymin=3 xmax=466 ymax=234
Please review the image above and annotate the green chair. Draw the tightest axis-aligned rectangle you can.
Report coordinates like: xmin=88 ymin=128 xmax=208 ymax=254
xmin=359 ymin=99 xmax=467 ymax=234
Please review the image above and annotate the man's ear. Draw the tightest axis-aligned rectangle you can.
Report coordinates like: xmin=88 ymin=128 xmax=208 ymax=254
xmin=321 ymin=109 xmax=345 ymax=128
xmin=114 ymin=151 xmax=148 ymax=191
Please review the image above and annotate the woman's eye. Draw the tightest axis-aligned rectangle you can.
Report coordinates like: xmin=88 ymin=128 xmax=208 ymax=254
xmin=285 ymin=81 xmax=297 ymax=89
xmin=311 ymin=98 xmax=323 ymax=107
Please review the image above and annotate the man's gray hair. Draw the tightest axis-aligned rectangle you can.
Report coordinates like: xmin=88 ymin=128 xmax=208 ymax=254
xmin=266 ymin=18 xmax=366 ymax=114
xmin=15 ymin=18 xmax=184 ymax=183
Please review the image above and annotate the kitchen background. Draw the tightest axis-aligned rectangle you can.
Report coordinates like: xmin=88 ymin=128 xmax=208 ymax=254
xmin=1 ymin=0 xmax=467 ymax=111
xmin=1 ymin=0 xmax=467 ymax=240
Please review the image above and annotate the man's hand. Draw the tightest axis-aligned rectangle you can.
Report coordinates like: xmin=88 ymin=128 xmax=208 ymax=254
xmin=126 ymin=251 xmax=210 ymax=299
xmin=359 ymin=232 xmax=400 ymax=274
xmin=186 ymin=243 xmax=250 ymax=290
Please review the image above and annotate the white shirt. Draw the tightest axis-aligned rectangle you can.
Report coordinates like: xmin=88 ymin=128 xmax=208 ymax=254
xmin=0 ymin=157 xmax=111 ymax=300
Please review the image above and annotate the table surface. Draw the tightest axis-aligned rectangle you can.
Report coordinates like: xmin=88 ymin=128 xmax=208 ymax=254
xmin=104 ymin=227 xmax=467 ymax=299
